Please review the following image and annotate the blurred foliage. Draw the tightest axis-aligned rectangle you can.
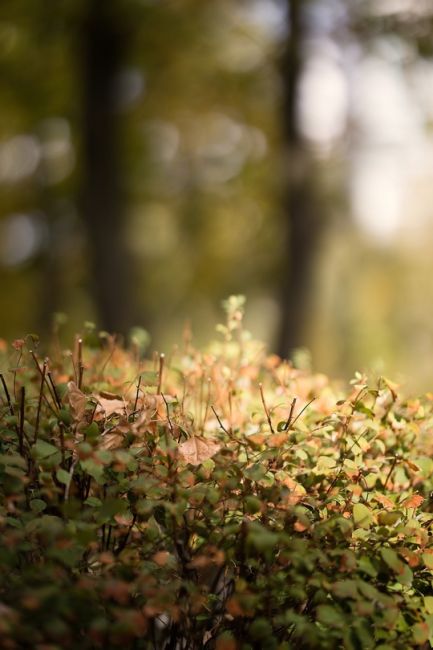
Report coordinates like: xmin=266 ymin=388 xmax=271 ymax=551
xmin=1 ymin=1 xmax=433 ymax=389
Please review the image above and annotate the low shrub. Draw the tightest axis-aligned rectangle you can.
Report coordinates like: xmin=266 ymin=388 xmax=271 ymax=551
xmin=1 ymin=298 xmax=433 ymax=649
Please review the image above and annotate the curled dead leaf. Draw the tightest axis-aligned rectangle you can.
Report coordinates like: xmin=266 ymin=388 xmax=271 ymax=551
xmin=99 ymin=430 xmax=125 ymax=450
xmin=67 ymin=381 xmax=89 ymax=426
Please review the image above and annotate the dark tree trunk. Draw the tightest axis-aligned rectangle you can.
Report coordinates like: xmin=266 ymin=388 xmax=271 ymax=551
xmin=277 ymin=0 xmax=324 ymax=358
xmin=80 ymin=0 xmax=138 ymax=335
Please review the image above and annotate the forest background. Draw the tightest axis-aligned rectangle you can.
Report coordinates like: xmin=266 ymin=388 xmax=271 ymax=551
xmin=0 ymin=0 xmax=433 ymax=391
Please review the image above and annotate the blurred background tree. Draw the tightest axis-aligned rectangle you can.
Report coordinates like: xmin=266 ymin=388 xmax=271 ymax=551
xmin=1 ymin=0 xmax=433 ymax=390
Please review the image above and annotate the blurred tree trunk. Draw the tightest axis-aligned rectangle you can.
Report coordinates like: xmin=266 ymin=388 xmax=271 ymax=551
xmin=277 ymin=0 xmax=324 ymax=358
xmin=80 ymin=0 xmax=138 ymax=336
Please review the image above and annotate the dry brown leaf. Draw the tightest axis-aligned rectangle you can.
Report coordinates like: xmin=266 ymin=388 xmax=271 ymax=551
xmin=247 ymin=433 xmax=265 ymax=446
xmin=99 ymin=431 xmax=125 ymax=450
xmin=97 ymin=396 xmax=126 ymax=417
xmin=178 ymin=436 xmax=221 ymax=466
xmin=276 ymin=474 xmax=306 ymax=505
xmin=67 ymin=381 xmax=87 ymax=423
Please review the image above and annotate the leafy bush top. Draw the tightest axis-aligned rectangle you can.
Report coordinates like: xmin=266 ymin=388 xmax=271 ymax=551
xmin=1 ymin=298 xmax=433 ymax=649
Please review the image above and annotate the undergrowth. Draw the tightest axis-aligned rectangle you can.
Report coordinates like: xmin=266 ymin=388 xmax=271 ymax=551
xmin=1 ymin=297 xmax=433 ymax=649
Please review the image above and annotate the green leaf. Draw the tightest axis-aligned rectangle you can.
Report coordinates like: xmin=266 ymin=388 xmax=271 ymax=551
xmin=315 ymin=456 xmax=337 ymax=474
xmin=358 ymin=556 xmax=378 ymax=578
xmin=422 ymin=553 xmax=433 ymax=569
xmin=30 ymin=498 xmax=47 ymax=513
xmin=0 ymin=453 xmax=26 ymax=468
xmin=246 ymin=522 xmax=278 ymax=553
xmin=248 ymin=618 xmax=273 ymax=640
xmin=377 ymin=511 xmax=401 ymax=526
xmin=99 ymin=497 xmax=127 ymax=520
xmin=316 ymin=605 xmax=344 ymax=628
xmin=331 ymin=580 xmax=359 ymax=600
xmin=245 ymin=496 xmax=262 ymax=514
xmin=32 ymin=440 xmax=61 ymax=467
xmin=412 ymin=622 xmax=429 ymax=645
xmin=424 ymin=596 xmax=433 ymax=614
xmin=354 ymin=401 xmax=374 ymax=418
xmin=83 ymin=421 xmax=99 ymax=441
xmin=58 ymin=409 xmax=72 ymax=426
xmin=33 ymin=439 xmax=59 ymax=459
xmin=85 ymin=496 xmax=102 ymax=507
xmin=353 ymin=503 xmax=374 ymax=529
xmin=80 ymin=458 xmax=104 ymax=483
xmin=56 ymin=468 xmax=71 ymax=485
xmin=381 ymin=548 xmax=404 ymax=573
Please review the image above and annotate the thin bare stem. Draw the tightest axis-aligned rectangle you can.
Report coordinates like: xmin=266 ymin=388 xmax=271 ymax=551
xmin=288 ymin=397 xmax=316 ymax=431
xmin=383 ymin=455 xmax=399 ymax=491
xmin=157 ymin=353 xmax=165 ymax=395
xmin=18 ymin=386 xmax=25 ymax=456
xmin=202 ymin=377 xmax=211 ymax=433
xmin=133 ymin=375 xmax=142 ymax=419
xmin=162 ymin=393 xmax=174 ymax=436
xmin=64 ymin=460 xmax=77 ymax=501
xmin=47 ymin=372 xmax=62 ymax=410
xmin=211 ymin=405 xmax=230 ymax=436
xmin=283 ymin=397 xmax=297 ymax=431
xmin=30 ymin=351 xmax=58 ymax=411
xmin=0 ymin=373 xmax=14 ymax=416
xmin=34 ymin=360 xmax=47 ymax=443
xmin=13 ymin=351 xmax=22 ymax=402
xmin=259 ymin=383 xmax=275 ymax=434
xmin=78 ymin=362 xmax=84 ymax=390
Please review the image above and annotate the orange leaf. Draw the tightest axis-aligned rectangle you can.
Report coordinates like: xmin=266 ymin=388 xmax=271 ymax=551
xmin=373 ymin=494 xmax=395 ymax=510
xmin=152 ymin=551 xmax=170 ymax=567
xmin=401 ymin=495 xmax=424 ymax=509
xmin=268 ymin=433 xmax=287 ymax=448
xmin=226 ymin=597 xmax=247 ymax=618
xmin=399 ymin=548 xmax=420 ymax=568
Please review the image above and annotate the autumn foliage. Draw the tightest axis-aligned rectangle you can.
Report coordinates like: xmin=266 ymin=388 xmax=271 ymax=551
xmin=2 ymin=297 xmax=433 ymax=649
